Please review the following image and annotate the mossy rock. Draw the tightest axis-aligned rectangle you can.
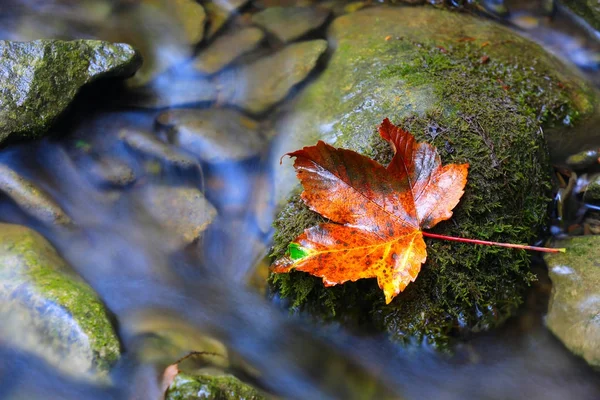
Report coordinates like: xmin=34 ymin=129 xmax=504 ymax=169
xmin=0 ymin=39 xmax=140 ymax=145
xmin=544 ymin=235 xmax=600 ymax=368
xmin=270 ymin=6 xmax=598 ymax=346
xmin=0 ymin=223 xmax=121 ymax=380
xmin=166 ymin=373 xmax=266 ymax=400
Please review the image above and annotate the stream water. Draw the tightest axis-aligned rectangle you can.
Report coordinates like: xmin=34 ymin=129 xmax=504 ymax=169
xmin=1 ymin=1 xmax=600 ymax=399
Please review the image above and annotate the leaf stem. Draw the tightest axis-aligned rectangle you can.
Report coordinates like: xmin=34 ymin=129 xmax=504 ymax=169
xmin=422 ymin=232 xmax=565 ymax=253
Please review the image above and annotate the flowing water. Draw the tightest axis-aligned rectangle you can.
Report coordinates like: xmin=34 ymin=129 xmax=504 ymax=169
xmin=1 ymin=1 xmax=600 ymax=399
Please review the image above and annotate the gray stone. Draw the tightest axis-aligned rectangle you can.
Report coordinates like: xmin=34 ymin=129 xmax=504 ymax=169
xmin=223 ymin=39 xmax=327 ymax=114
xmin=545 ymin=235 xmax=600 ymax=368
xmin=119 ymin=129 xmax=199 ymax=170
xmin=251 ymin=6 xmax=330 ymax=43
xmin=156 ymin=108 xmax=264 ymax=163
xmin=0 ymin=39 xmax=140 ymax=144
xmin=0 ymin=163 xmax=73 ymax=226
xmin=0 ymin=223 xmax=121 ymax=380
xmin=193 ymin=27 xmax=265 ymax=75
xmin=136 ymin=185 xmax=217 ymax=249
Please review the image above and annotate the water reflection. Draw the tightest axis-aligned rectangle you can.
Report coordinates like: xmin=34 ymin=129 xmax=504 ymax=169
xmin=1 ymin=1 xmax=600 ymax=399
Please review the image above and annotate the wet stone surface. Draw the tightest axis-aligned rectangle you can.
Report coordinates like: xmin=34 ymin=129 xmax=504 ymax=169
xmin=0 ymin=39 xmax=140 ymax=144
xmin=251 ymin=6 xmax=330 ymax=43
xmin=0 ymin=223 xmax=121 ymax=381
xmin=157 ymin=108 xmax=264 ymax=163
xmin=545 ymin=235 xmax=600 ymax=368
xmin=135 ymin=185 xmax=217 ymax=250
xmin=0 ymin=163 xmax=73 ymax=226
xmin=193 ymin=27 xmax=265 ymax=75
xmin=204 ymin=0 xmax=251 ymax=39
xmin=119 ymin=128 xmax=199 ymax=171
xmin=222 ymin=39 xmax=327 ymax=114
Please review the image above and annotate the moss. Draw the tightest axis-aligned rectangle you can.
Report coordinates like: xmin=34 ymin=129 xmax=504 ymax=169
xmin=166 ymin=373 xmax=266 ymax=400
xmin=267 ymin=6 xmax=585 ymax=346
xmin=0 ymin=224 xmax=121 ymax=375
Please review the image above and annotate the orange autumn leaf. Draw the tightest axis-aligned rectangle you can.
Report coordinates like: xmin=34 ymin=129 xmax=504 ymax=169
xmin=272 ymin=118 xmax=469 ymax=304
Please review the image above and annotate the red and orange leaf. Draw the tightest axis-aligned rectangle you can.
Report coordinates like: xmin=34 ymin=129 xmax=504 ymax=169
xmin=272 ymin=119 xmax=469 ymax=304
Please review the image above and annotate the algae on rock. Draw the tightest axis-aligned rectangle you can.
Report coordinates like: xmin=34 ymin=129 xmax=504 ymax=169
xmin=0 ymin=39 xmax=140 ymax=145
xmin=544 ymin=235 xmax=600 ymax=368
xmin=0 ymin=223 xmax=121 ymax=380
xmin=270 ymin=6 xmax=597 ymax=346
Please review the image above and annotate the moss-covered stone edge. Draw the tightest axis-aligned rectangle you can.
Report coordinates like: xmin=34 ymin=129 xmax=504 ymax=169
xmin=0 ymin=224 xmax=121 ymax=373
xmin=166 ymin=372 xmax=266 ymax=400
xmin=269 ymin=38 xmax=561 ymax=347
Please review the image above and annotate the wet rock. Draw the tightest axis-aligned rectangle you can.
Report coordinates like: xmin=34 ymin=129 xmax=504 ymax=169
xmin=254 ymin=0 xmax=317 ymax=8
xmin=123 ymin=310 xmax=229 ymax=369
xmin=583 ymin=174 xmax=600 ymax=203
xmin=545 ymin=235 xmax=600 ymax=368
xmin=122 ymin=77 xmax=218 ymax=108
xmin=270 ymin=7 xmax=597 ymax=346
xmin=85 ymin=156 xmax=137 ymax=188
xmin=193 ymin=27 xmax=264 ymax=75
xmin=204 ymin=0 xmax=251 ymax=39
xmin=166 ymin=373 xmax=266 ymax=400
xmin=222 ymin=39 xmax=327 ymax=114
xmin=0 ymin=163 xmax=73 ymax=226
xmin=0 ymin=39 xmax=140 ymax=144
xmin=119 ymin=129 xmax=199 ymax=171
xmin=0 ymin=223 xmax=121 ymax=380
xmin=251 ymin=6 xmax=330 ymax=43
xmin=154 ymin=0 xmax=207 ymax=45
xmin=136 ymin=185 xmax=217 ymax=248
xmin=566 ymin=148 xmax=600 ymax=170
xmin=156 ymin=108 xmax=264 ymax=163
xmin=103 ymin=4 xmax=191 ymax=87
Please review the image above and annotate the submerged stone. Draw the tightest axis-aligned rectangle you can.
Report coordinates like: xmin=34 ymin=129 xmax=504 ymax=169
xmin=119 ymin=128 xmax=199 ymax=171
xmin=222 ymin=39 xmax=327 ymax=114
xmin=545 ymin=235 xmax=600 ymax=368
xmin=135 ymin=185 xmax=217 ymax=249
xmin=193 ymin=27 xmax=265 ymax=75
xmin=0 ymin=163 xmax=73 ymax=226
xmin=251 ymin=6 xmax=330 ymax=43
xmin=0 ymin=39 xmax=140 ymax=145
xmin=204 ymin=0 xmax=251 ymax=39
xmin=156 ymin=108 xmax=264 ymax=163
xmin=121 ymin=77 xmax=218 ymax=109
xmin=270 ymin=7 xmax=597 ymax=346
xmin=0 ymin=223 xmax=120 ymax=380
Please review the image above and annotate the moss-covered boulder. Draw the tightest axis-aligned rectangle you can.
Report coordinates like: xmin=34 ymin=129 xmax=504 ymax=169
xmin=0 ymin=39 xmax=140 ymax=145
xmin=544 ymin=236 xmax=600 ymax=368
xmin=0 ymin=223 xmax=121 ymax=380
xmin=270 ymin=6 xmax=598 ymax=346
xmin=166 ymin=373 xmax=267 ymax=400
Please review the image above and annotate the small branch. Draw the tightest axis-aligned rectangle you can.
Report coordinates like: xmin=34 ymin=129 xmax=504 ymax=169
xmin=422 ymin=231 xmax=565 ymax=253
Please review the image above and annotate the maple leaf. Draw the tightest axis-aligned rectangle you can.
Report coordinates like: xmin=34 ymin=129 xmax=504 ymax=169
xmin=272 ymin=118 xmax=469 ymax=304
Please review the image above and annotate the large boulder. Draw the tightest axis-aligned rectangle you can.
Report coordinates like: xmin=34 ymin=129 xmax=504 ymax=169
xmin=0 ymin=223 xmax=121 ymax=380
xmin=270 ymin=6 xmax=598 ymax=346
xmin=0 ymin=39 xmax=140 ymax=145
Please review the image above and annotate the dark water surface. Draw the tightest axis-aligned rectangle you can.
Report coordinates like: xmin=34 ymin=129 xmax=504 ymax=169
xmin=1 ymin=1 xmax=600 ymax=399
